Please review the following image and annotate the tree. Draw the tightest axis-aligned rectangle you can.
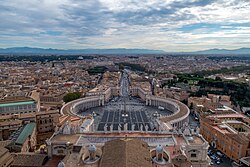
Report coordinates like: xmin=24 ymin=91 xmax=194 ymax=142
xmin=87 ymin=66 xmax=107 ymax=75
xmin=63 ymin=92 xmax=81 ymax=103
xmin=119 ymin=64 xmax=124 ymax=70
xmin=215 ymin=76 xmax=222 ymax=81
xmin=190 ymin=102 xmax=193 ymax=109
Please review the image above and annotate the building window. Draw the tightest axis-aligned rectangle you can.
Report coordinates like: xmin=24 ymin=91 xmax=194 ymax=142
xmin=58 ymin=150 xmax=64 ymax=154
xmin=191 ymin=154 xmax=196 ymax=158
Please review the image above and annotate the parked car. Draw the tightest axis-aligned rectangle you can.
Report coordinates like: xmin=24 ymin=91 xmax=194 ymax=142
xmin=210 ymin=155 xmax=216 ymax=160
xmin=216 ymin=157 xmax=221 ymax=162
xmin=216 ymin=151 xmax=223 ymax=157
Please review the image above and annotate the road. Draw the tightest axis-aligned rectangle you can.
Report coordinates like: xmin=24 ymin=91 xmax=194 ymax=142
xmin=120 ymin=70 xmax=130 ymax=97
xmin=189 ymin=113 xmax=199 ymax=129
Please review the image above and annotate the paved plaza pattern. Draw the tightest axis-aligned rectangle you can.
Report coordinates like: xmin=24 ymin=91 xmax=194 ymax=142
xmin=97 ymin=110 xmax=151 ymax=131
xmin=79 ymin=97 xmax=173 ymax=132
xmin=78 ymin=71 xmax=173 ymax=132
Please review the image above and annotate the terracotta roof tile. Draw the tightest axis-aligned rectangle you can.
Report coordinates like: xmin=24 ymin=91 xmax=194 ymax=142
xmin=99 ymin=138 xmax=151 ymax=167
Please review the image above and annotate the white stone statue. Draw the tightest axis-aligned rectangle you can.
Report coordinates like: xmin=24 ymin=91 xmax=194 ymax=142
xmin=131 ymin=124 xmax=135 ymax=131
xmin=110 ymin=124 xmax=113 ymax=132
xmin=145 ymin=125 xmax=149 ymax=132
xmin=140 ymin=124 xmax=144 ymax=131
xmin=63 ymin=121 xmax=71 ymax=134
xmin=124 ymin=123 xmax=128 ymax=131
xmin=183 ymin=126 xmax=191 ymax=136
xmin=104 ymin=124 xmax=107 ymax=132
xmin=118 ymin=124 xmax=122 ymax=132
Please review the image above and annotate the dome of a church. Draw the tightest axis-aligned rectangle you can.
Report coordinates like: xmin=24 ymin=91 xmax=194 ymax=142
xmin=156 ymin=144 xmax=163 ymax=153
xmin=88 ymin=144 xmax=96 ymax=153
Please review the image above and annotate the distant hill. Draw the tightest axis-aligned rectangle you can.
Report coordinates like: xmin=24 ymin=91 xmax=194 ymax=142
xmin=183 ymin=48 xmax=250 ymax=55
xmin=0 ymin=47 xmax=250 ymax=55
xmin=0 ymin=47 xmax=166 ymax=55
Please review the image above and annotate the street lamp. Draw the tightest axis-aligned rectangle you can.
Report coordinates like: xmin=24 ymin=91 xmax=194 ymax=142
xmin=122 ymin=113 xmax=128 ymax=117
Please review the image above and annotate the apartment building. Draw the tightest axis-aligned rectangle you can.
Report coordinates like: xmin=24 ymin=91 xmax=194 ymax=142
xmin=36 ymin=110 xmax=60 ymax=144
xmin=200 ymin=113 xmax=250 ymax=162
xmin=0 ymin=96 xmax=39 ymax=116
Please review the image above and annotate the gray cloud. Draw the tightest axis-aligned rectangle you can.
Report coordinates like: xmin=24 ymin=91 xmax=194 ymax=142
xmin=58 ymin=0 xmax=113 ymax=36
xmin=0 ymin=0 xmax=249 ymax=51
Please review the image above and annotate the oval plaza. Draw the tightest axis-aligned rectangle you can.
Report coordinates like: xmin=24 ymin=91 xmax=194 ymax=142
xmin=51 ymin=70 xmax=210 ymax=167
xmin=61 ymin=71 xmax=190 ymax=132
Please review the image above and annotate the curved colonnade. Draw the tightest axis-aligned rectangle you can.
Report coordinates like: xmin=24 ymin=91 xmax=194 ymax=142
xmin=60 ymin=87 xmax=190 ymax=131
xmin=132 ymin=87 xmax=190 ymax=129
xmin=146 ymin=96 xmax=190 ymax=129
xmin=72 ymin=96 xmax=104 ymax=114
xmin=60 ymin=96 xmax=105 ymax=117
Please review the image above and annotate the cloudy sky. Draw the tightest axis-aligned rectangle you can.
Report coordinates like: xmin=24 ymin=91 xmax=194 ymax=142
xmin=0 ymin=0 xmax=250 ymax=51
